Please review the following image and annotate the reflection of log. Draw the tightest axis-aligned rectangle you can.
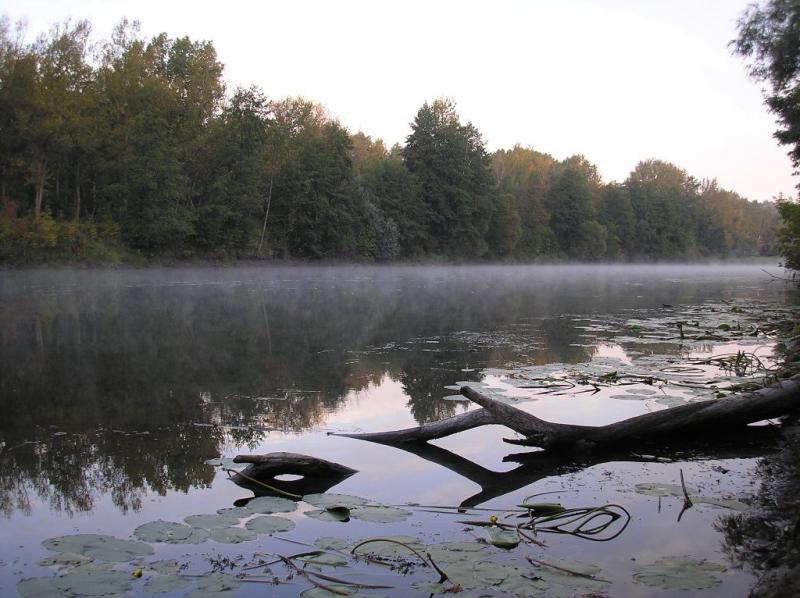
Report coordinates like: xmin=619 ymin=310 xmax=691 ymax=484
xmin=353 ymin=429 xmax=782 ymax=508
xmin=334 ymin=379 xmax=800 ymax=450
xmin=230 ymin=452 xmax=357 ymax=497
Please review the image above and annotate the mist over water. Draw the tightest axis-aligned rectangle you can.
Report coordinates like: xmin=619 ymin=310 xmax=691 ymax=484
xmin=0 ymin=262 xmax=793 ymax=596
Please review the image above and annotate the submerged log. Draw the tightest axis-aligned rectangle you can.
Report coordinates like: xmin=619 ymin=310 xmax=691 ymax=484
xmin=333 ymin=377 xmax=800 ymax=451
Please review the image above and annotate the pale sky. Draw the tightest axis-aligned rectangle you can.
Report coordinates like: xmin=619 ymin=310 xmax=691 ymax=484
xmin=5 ymin=0 xmax=797 ymax=200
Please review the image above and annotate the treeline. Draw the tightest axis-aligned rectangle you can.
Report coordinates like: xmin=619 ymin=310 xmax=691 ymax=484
xmin=0 ymin=18 xmax=779 ymax=263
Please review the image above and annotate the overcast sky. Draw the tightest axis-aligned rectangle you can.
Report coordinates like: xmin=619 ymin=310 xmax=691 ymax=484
xmin=6 ymin=0 xmax=796 ymax=200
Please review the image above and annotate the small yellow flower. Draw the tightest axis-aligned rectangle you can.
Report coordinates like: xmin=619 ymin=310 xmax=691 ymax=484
xmin=133 ymin=568 xmax=142 ymax=578
xmin=489 ymin=515 xmax=498 ymax=524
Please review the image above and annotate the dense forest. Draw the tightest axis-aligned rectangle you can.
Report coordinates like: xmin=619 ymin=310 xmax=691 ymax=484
xmin=0 ymin=17 xmax=781 ymax=263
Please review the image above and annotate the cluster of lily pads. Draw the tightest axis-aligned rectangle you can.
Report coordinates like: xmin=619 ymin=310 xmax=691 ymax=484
xmin=18 ymin=485 xmax=742 ymax=596
xmin=444 ymin=301 xmax=796 ymax=408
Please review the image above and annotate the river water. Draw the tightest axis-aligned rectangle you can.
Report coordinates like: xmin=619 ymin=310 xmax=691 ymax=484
xmin=0 ymin=263 xmax=796 ymax=596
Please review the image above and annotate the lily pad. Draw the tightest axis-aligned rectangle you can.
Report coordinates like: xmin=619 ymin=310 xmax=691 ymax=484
xmin=531 ymin=558 xmax=607 ymax=590
xmin=38 ymin=551 xmax=93 ymax=567
xmin=134 ymin=520 xmax=194 ymax=543
xmin=350 ymin=536 xmax=425 ymax=558
xmin=635 ymin=483 xmax=747 ymax=510
xmin=485 ymin=526 xmax=520 ymax=548
xmin=427 ymin=541 xmax=491 ymax=563
xmin=244 ymin=515 xmax=296 ymax=534
xmin=443 ymin=560 xmax=514 ymax=589
xmin=216 ymin=507 xmax=253 ymax=519
xmin=144 ymin=574 xmax=192 ymax=593
xmin=635 ymin=482 xmax=694 ymax=497
xmin=176 ymin=527 xmax=210 ymax=544
xmin=244 ymin=495 xmax=298 ymax=514
xmin=53 ymin=568 xmax=133 ymax=595
xmin=209 ymin=526 xmax=257 ymax=544
xmin=17 ymin=577 xmax=68 ymax=598
xmin=697 ymin=497 xmax=749 ymax=510
xmin=303 ymin=493 xmax=369 ymax=508
xmin=42 ymin=534 xmax=154 ymax=562
xmin=314 ymin=536 xmax=350 ymax=551
xmin=306 ymin=509 xmax=352 ymax=523
xmin=297 ymin=551 xmax=349 ymax=567
xmin=147 ymin=560 xmax=182 ymax=575
xmin=411 ymin=581 xmax=446 ymax=593
xmin=350 ymin=505 xmax=411 ymax=523
xmin=184 ymin=512 xmax=242 ymax=529
xmin=633 ymin=556 xmax=726 ymax=590
xmin=497 ymin=569 xmax=550 ymax=596
xmin=191 ymin=572 xmax=240 ymax=594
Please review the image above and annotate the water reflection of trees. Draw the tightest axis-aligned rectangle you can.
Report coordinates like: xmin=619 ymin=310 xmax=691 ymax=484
xmin=0 ymin=266 xmax=737 ymax=515
xmin=0 ymin=426 xmax=220 ymax=516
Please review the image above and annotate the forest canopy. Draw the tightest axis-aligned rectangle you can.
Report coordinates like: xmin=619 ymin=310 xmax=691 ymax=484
xmin=0 ymin=17 xmax=781 ymax=263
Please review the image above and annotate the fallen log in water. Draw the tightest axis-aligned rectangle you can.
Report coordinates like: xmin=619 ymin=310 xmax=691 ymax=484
xmin=230 ymin=452 xmax=357 ymax=496
xmin=333 ymin=376 xmax=800 ymax=450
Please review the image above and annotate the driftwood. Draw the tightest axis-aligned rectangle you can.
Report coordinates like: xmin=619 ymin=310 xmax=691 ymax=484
xmin=334 ymin=377 xmax=800 ymax=450
xmin=230 ymin=452 xmax=357 ymax=497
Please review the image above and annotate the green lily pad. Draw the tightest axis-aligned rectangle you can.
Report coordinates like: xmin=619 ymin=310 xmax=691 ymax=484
xmin=635 ymin=482 xmax=694 ymax=497
xmin=427 ymin=541 xmax=491 ymax=563
xmin=38 ymin=551 xmax=93 ymax=567
xmin=209 ymin=526 xmax=257 ymax=544
xmin=144 ymin=574 xmax=192 ymax=593
xmin=314 ymin=536 xmax=350 ymax=551
xmin=176 ymin=527 xmax=210 ymax=544
xmin=134 ymin=520 xmax=193 ymax=543
xmin=42 ymin=534 xmax=154 ymax=562
xmin=297 ymin=551 xmax=349 ymax=567
xmin=326 ymin=506 xmax=352 ymax=521
xmin=17 ymin=577 xmax=67 ymax=598
xmin=350 ymin=536 xmax=425 ymax=557
xmin=53 ymin=568 xmax=133 ymax=595
xmin=303 ymin=493 xmax=369 ymax=508
xmin=633 ymin=557 xmax=726 ymax=590
xmin=411 ymin=581 xmax=446 ymax=593
xmin=306 ymin=509 xmax=352 ymax=523
xmin=635 ymin=483 xmax=747 ymax=510
xmin=443 ymin=560 xmax=513 ymax=589
xmin=184 ymin=512 xmax=242 ymax=529
xmin=245 ymin=495 xmax=298 ymax=514
xmin=196 ymin=572 xmax=240 ymax=591
xmin=697 ymin=497 xmax=749 ymax=510
xmin=245 ymin=515 xmax=296 ymax=534
xmin=216 ymin=507 xmax=253 ymax=519
xmin=497 ymin=569 xmax=550 ymax=596
xmin=350 ymin=506 xmax=411 ymax=523
xmin=530 ymin=558 xmax=607 ymax=590
xmin=485 ymin=526 xmax=520 ymax=548
xmin=147 ymin=560 xmax=182 ymax=575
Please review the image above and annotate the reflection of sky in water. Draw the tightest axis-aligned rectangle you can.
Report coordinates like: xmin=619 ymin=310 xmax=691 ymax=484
xmin=0 ymin=263 xmax=793 ymax=595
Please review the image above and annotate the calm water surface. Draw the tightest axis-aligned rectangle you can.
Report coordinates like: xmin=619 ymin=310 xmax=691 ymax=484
xmin=0 ymin=263 xmax=795 ymax=596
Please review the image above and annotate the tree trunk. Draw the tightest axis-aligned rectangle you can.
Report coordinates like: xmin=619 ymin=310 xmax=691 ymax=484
xmin=31 ymin=161 xmax=47 ymax=218
xmin=333 ymin=378 xmax=800 ymax=451
xmin=74 ymin=163 xmax=81 ymax=222
xmin=257 ymin=161 xmax=275 ymax=256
